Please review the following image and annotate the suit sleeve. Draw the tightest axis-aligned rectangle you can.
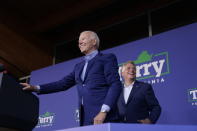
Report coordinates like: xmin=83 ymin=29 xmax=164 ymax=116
xmin=145 ymin=84 xmax=161 ymax=123
xmin=39 ymin=69 xmax=76 ymax=94
xmin=103 ymin=54 xmax=122 ymax=109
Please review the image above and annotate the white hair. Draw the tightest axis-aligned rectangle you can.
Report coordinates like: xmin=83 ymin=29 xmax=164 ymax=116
xmin=121 ymin=61 xmax=136 ymax=73
xmin=81 ymin=31 xmax=100 ymax=49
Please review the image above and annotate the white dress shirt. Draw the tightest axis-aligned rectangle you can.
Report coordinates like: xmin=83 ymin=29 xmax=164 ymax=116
xmin=123 ymin=81 xmax=135 ymax=104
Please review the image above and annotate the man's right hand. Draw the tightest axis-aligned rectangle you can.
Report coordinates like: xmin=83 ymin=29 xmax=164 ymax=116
xmin=20 ymin=83 xmax=38 ymax=92
xmin=137 ymin=118 xmax=152 ymax=124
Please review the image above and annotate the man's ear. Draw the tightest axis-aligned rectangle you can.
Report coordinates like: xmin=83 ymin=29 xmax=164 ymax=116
xmin=91 ymin=39 xmax=96 ymax=46
xmin=120 ymin=72 xmax=125 ymax=82
xmin=92 ymin=39 xmax=97 ymax=46
xmin=121 ymin=71 xmax=124 ymax=78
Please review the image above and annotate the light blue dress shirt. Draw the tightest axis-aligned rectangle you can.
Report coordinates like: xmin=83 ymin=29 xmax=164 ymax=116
xmin=37 ymin=50 xmax=110 ymax=112
xmin=81 ymin=50 xmax=98 ymax=81
xmin=81 ymin=50 xmax=110 ymax=112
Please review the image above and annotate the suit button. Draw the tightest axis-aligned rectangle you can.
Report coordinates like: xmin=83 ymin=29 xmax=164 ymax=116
xmin=82 ymin=84 xmax=85 ymax=87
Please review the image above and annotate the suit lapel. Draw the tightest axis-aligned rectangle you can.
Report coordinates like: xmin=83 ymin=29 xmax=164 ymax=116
xmin=120 ymin=89 xmax=126 ymax=105
xmin=77 ymin=61 xmax=85 ymax=83
xmin=126 ymin=81 xmax=140 ymax=104
xmin=83 ymin=53 xmax=101 ymax=81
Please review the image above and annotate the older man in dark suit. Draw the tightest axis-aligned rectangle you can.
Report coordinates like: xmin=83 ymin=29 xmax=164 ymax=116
xmin=118 ymin=61 xmax=161 ymax=124
xmin=21 ymin=31 xmax=122 ymax=126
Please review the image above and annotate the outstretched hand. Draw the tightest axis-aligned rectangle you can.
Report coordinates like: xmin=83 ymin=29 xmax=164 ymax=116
xmin=20 ymin=83 xmax=38 ymax=92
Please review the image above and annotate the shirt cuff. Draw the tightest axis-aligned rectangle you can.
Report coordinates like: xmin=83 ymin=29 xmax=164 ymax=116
xmin=101 ymin=104 xmax=110 ymax=112
xmin=35 ymin=85 xmax=40 ymax=92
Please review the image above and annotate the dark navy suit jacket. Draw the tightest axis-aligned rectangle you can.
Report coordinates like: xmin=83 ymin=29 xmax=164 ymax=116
xmin=39 ymin=53 xmax=122 ymax=125
xmin=117 ymin=81 xmax=161 ymax=124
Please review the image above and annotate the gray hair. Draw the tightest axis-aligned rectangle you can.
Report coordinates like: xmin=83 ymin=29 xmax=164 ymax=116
xmin=121 ymin=61 xmax=136 ymax=72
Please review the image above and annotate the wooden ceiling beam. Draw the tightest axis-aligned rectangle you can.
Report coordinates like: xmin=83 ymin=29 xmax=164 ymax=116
xmin=0 ymin=23 xmax=53 ymax=78
xmin=31 ymin=0 xmax=114 ymax=32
